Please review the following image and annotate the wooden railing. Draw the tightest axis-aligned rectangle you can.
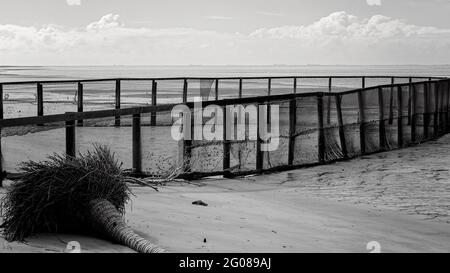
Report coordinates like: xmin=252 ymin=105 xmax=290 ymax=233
xmin=1 ymin=76 xmax=449 ymax=183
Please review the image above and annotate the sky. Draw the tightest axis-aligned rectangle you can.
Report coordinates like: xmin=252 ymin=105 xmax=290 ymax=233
xmin=1 ymin=0 xmax=450 ymax=65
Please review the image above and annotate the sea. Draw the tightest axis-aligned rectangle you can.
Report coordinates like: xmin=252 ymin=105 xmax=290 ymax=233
xmin=1 ymin=65 xmax=450 ymax=82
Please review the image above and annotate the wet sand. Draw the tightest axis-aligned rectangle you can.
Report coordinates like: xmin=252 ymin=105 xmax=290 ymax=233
xmin=1 ymin=134 xmax=450 ymax=252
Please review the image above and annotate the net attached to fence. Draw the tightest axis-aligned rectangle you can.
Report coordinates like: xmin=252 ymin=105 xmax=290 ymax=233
xmin=2 ymin=78 xmax=450 ymax=178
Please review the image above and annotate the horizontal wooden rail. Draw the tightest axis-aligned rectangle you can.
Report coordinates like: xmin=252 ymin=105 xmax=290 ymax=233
xmin=1 ymin=78 xmax=449 ymax=129
xmin=0 ymin=76 xmax=446 ymax=86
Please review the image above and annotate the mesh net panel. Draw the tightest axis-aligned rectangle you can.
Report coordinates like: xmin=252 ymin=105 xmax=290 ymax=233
xmin=322 ymin=94 xmax=344 ymax=161
xmin=340 ymin=92 xmax=361 ymax=157
xmin=262 ymin=100 xmax=290 ymax=169
xmin=361 ymin=88 xmax=380 ymax=154
xmin=293 ymin=96 xmax=319 ymax=164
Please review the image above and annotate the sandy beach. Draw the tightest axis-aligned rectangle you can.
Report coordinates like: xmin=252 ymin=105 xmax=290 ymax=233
xmin=2 ymin=133 xmax=450 ymax=253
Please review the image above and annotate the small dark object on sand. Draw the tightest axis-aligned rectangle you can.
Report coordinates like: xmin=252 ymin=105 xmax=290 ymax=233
xmin=203 ymin=238 xmax=207 ymax=243
xmin=192 ymin=200 xmax=208 ymax=206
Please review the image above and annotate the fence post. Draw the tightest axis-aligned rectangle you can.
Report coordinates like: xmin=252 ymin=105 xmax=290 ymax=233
xmin=335 ymin=94 xmax=348 ymax=159
xmin=267 ymin=78 xmax=272 ymax=122
xmin=434 ymin=81 xmax=439 ymax=136
xmin=37 ymin=83 xmax=44 ymax=117
xmin=223 ymin=105 xmax=231 ymax=177
xmin=256 ymin=103 xmax=263 ymax=172
xmin=293 ymin=78 xmax=297 ymax=94
xmin=239 ymin=78 xmax=243 ymax=98
xmin=183 ymin=79 xmax=188 ymax=103
xmin=389 ymin=77 xmax=394 ymax=125
xmin=447 ymin=80 xmax=450 ymax=132
xmin=65 ymin=118 xmax=76 ymax=158
xmin=424 ymin=82 xmax=429 ymax=139
xmin=362 ymin=77 xmax=366 ymax=89
xmin=357 ymin=90 xmax=366 ymax=155
xmin=132 ymin=113 xmax=142 ymax=174
xmin=0 ymin=84 xmax=3 ymax=122
xmin=215 ymin=79 xmax=219 ymax=101
xmin=411 ymin=84 xmax=417 ymax=143
xmin=439 ymin=81 xmax=445 ymax=133
xmin=115 ymin=80 xmax=121 ymax=127
xmin=77 ymin=82 xmax=83 ymax=126
xmin=182 ymin=108 xmax=193 ymax=174
xmin=407 ymin=77 xmax=412 ymax=125
xmin=151 ymin=80 xmax=157 ymax=126
xmin=326 ymin=77 xmax=332 ymax=124
xmin=378 ymin=87 xmax=386 ymax=150
xmin=397 ymin=86 xmax=404 ymax=148
xmin=317 ymin=93 xmax=325 ymax=163
xmin=288 ymin=97 xmax=297 ymax=165
xmin=0 ymin=84 xmax=2 ymax=185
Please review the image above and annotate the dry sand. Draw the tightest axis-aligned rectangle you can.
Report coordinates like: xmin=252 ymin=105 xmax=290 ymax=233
xmin=2 ymin=135 xmax=450 ymax=253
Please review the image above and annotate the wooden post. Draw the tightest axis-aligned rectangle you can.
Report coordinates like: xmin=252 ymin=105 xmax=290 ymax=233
xmin=362 ymin=77 xmax=366 ymax=89
xmin=389 ymin=77 xmax=394 ymax=125
xmin=256 ymin=104 xmax=263 ymax=172
xmin=239 ymin=79 xmax=243 ymax=98
xmin=434 ymin=82 xmax=439 ymax=136
xmin=407 ymin=77 xmax=412 ymax=125
xmin=37 ymin=83 xmax=44 ymax=117
xmin=439 ymin=81 xmax=445 ymax=132
xmin=397 ymin=86 xmax=403 ymax=148
xmin=0 ymin=84 xmax=3 ymax=121
xmin=77 ymin=82 xmax=83 ymax=126
xmin=182 ymin=108 xmax=193 ymax=173
xmin=293 ymin=78 xmax=297 ymax=94
xmin=317 ymin=94 xmax=325 ymax=163
xmin=115 ymin=80 xmax=121 ymax=127
xmin=223 ymin=105 xmax=231 ymax=177
xmin=326 ymin=77 xmax=332 ymax=124
xmin=447 ymin=80 xmax=450 ymax=132
xmin=357 ymin=90 xmax=366 ymax=154
xmin=378 ymin=87 xmax=386 ymax=150
xmin=411 ymin=84 xmax=417 ymax=143
xmin=335 ymin=94 xmax=348 ymax=158
xmin=183 ymin=79 xmax=188 ymax=103
xmin=215 ymin=79 xmax=219 ymax=101
xmin=65 ymin=119 xmax=76 ymax=158
xmin=0 ymin=84 xmax=2 ymax=185
xmin=132 ymin=113 xmax=142 ymax=174
xmin=424 ymin=82 xmax=429 ymax=139
xmin=151 ymin=80 xmax=157 ymax=126
xmin=267 ymin=78 xmax=272 ymax=120
xmin=288 ymin=98 xmax=297 ymax=165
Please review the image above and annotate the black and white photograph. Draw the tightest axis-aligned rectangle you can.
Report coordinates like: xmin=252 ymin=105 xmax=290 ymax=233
xmin=0 ymin=0 xmax=450 ymax=260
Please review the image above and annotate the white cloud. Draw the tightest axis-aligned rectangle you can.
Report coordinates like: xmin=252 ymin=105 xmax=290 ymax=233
xmin=1 ymin=12 xmax=450 ymax=65
xmin=66 ymin=0 xmax=81 ymax=6
xmin=366 ymin=0 xmax=382 ymax=6
xmin=86 ymin=14 xmax=123 ymax=31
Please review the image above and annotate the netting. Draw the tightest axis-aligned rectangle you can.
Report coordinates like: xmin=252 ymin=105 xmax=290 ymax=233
xmin=2 ymin=78 xmax=450 ymax=178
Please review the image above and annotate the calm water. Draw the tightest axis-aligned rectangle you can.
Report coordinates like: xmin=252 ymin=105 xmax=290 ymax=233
xmin=1 ymin=65 xmax=450 ymax=82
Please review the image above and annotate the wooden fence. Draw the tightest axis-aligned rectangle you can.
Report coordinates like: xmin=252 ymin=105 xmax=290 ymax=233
xmin=0 ymin=76 xmax=448 ymax=183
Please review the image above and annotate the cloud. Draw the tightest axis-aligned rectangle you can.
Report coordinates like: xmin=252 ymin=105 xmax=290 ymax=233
xmin=249 ymin=11 xmax=449 ymax=40
xmin=1 ymin=12 xmax=450 ymax=65
xmin=86 ymin=14 xmax=123 ymax=31
xmin=366 ymin=0 xmax=382 ymax=6
xmin=66 ymin=0 xmax=81 ymax=6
